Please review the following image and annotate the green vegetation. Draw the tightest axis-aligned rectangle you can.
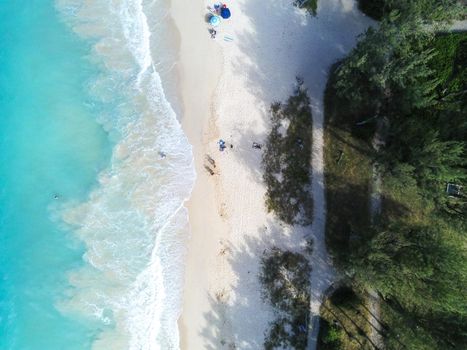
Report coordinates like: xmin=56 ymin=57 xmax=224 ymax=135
xmin=318 ymin=286 xmax=380 ymax=350
xmin=324 ymin=64 xmax=373 ymax=265
xmin=259 ymin=248 xmax=311 ymax=349
xmin=263 ymin=79 xmax=313 ymax=225
xmin=318 ymin=320 xmax=344 ymax=350
xmin=294 ymin=0 xmax=318 ymax=16
xmin=322 ymin=1 xmax=467 ymax=348
xmin=357 ymin=0 xmax=465 ymax=21
xmin=351 ymin=223 xmax=467 ymax=348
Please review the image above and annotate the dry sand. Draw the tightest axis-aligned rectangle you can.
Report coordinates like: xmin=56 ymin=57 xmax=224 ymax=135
xmin=172 ymin=0 xmax=373 ymax=348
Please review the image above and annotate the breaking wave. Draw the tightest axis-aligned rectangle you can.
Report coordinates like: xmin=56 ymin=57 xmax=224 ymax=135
xmin=55 ymin=0 xmax=194 ymax=348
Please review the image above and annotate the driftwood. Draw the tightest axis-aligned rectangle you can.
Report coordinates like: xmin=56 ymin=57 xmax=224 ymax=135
xmin=204 ymin=165 xmax=215 ymax=176
xmin=205 ymin=154 xmax=216 ymax=168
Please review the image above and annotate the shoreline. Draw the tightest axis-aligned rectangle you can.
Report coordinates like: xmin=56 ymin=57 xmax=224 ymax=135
xmin=170 ymin=0 xmax=225 ymax=348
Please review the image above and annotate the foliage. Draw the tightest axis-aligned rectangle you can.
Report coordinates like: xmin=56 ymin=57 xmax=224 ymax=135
xmin=351 ymin=222 xmax=467 ymax=316
xmin=259 ymin=248 xmax=311 ymax=349
xmin=318 ymin=320 xmax=343 ymax=349
xmin=294 ymin=0 xmax=318 ymax=16
xmin=263 ymin=79 xmax=313 ymax=225
xmin=358 ymin=0 xmax=465 ymax=21
xmin=380 ymin=33 xmax=467 ymax=213
xmin=334 ymin=16 xmax=467 ymax=213
xmin=334 ymin=16 xmax=438 ymax=118
xmin=324 ymin=7 xmax=467 ymax=347
xmin=429 ymin=33 xmax=467 ymax=92
xmin=322 ymin=325 xmax=342 ymax=347
xmin=318 ymin=286 xmax=378 ymax=350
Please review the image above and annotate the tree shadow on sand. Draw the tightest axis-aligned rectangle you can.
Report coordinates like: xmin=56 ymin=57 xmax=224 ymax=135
xmin=229 ymin=0 xmax=374 ymax=107
xmin=199 ymin=219 xmax=310 ymax=349
xmin=197 ymin=1 xmax=375 ymax=347
xmin=216 ymin=0 xmax=373 ymax=191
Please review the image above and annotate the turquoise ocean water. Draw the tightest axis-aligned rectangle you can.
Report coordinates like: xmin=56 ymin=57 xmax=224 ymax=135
xmin=0 ymin=1 xmax=111 ymax=348
xmin=0 ymin=1 xmax=194 ymax=349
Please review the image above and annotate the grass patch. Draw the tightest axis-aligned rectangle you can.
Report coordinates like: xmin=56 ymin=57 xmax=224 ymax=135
xmin=380 ymin=171 xmax=434 ymax=225
xmin=263 ymin=79 xmax=313 ymax=225
xmin=259 ymin=248 xmax=311 ymax=349
xmin=323 ymin=67 xmax=374 ymax=265
xmin=318 ymin=286 xmax=383 ymax=350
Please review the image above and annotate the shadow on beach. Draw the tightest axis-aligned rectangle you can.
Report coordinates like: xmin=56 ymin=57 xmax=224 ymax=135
xmin=232 ymin=0 xmax=373 ymax=107
xmin=215 ymin=0 xmax=374 ymax=184
xmin=199 ymin=219 xmax=305 ymax=349
xmin=198 ymin=210 xmax=335 ymax=349
xmin=197 ymin=0 xmax=374 ymax=348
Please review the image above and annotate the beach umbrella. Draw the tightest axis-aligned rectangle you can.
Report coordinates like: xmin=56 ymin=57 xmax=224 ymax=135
xmin=220 ymin=7 xmax=231 ymax=19
xmin=209 ymin=15 xmax=221 ymax=26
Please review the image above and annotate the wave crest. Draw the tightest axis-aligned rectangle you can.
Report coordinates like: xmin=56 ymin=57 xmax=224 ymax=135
xmin=55 ymin=0 xmax=194 ymax=348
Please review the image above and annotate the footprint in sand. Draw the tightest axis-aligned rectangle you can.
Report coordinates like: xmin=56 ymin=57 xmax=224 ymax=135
xmin=219 ymin=202 xmax=227 ymax=218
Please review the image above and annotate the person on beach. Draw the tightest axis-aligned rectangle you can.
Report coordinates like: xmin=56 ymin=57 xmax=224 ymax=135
xmin=213 ymin=3 xmax=228 ymax=14
xmin=218 ymin=139 xmax=227 ymax=151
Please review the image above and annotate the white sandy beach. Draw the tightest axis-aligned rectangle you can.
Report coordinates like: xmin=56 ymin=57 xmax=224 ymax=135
xmin=172 ymin=0 xmax=373 ymax=348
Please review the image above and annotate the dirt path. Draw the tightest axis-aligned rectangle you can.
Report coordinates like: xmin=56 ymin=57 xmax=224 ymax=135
xmin=302 ymin=2 xmax=374 ymax=347
xmin=306 ymin=101 xmax=336 ymax=349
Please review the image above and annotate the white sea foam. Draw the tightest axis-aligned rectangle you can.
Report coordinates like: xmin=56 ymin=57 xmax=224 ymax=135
xmin=55 ymin=0 xmax=194 ymax=349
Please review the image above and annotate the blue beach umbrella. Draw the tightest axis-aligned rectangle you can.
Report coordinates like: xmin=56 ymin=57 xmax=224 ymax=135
xmin=210 ymin=15 xmax=221 ymax=26
xmin=220 ymin=7 xmax=231 ymax=19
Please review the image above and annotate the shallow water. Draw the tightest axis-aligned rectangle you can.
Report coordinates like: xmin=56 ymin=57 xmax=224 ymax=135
xmin=0 ymin=1 xmax=111 ymax=348
xmin=0 ymin=1 xmax=194 ymax=349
